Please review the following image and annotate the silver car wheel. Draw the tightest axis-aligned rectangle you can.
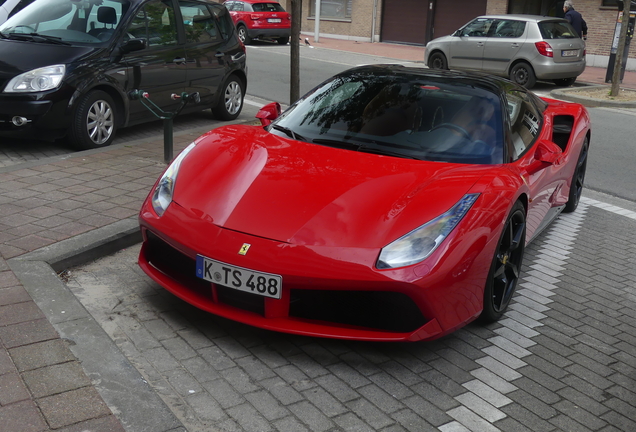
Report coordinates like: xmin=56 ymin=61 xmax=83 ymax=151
xmin=225 ymin=81 xmax=243 ymax=116
xmin=86 ymin=99 xmax=114 ymax=145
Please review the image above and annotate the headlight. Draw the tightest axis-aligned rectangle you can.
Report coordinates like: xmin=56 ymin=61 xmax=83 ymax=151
xmin=151 ymin=143 xmax=196 ymax=217
xmin=4 ymin=65 xmax=66 ymax=93
xmin=377 ymin=193 xmax=480 ymax=269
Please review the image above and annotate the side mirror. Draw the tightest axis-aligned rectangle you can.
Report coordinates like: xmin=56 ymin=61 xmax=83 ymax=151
xmin=534 ymin=139 xmax=563 ymax=164
xmin=120 ymin=38 xmax=147 ymax=54
xmin=256 ymin=102 xmax=281 ymax=126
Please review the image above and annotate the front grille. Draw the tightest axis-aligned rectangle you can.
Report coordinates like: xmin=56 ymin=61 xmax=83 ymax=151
xmin=289 ymin=289 xmax=426 ymax=333
xmin=145 ymin=231 xmax=264 ymax=314
xmin=145 ymin=231 xmax=211 ymax=298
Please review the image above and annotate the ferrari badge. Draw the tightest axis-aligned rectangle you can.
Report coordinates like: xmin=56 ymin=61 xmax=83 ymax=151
xmin=238 ymin=243 xmax=251 ymax=255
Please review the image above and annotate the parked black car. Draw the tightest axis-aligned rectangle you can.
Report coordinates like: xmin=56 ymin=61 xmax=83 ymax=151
xmin=0 ymin=0 xmax=247 ymax=149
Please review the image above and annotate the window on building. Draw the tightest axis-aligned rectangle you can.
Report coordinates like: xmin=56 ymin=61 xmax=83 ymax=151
xmin=602 ymin=0 xmax=618 ymax=6
xmin=310 ymin=0 xmax=352 ymax=19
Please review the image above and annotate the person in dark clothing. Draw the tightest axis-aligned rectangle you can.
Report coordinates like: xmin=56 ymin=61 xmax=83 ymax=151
xmin=563 ymin=1 xmax=588 ymax=39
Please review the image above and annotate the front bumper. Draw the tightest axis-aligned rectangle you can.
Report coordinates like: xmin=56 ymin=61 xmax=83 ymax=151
xmin=138 ymin=200 xmax=491 ymax=342
xmin=0 ymin=95 xmax=69 ymax=140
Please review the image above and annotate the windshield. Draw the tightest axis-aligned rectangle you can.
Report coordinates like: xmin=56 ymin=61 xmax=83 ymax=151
xmin=271 ymin=70 xmax=505 ymax=165
xmin=0 ymin=0 xmax=131 ymax=44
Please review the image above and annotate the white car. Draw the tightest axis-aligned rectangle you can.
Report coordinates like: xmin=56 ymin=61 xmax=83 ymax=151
xmin=425 ymin=15 xmax=586 ymax=89
xmin=1 ymin=0 xmax=33 ymax=24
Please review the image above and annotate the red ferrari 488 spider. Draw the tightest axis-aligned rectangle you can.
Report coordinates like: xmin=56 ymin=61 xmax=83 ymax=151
xmin=138 ymin=65 xmax=590 ymax=342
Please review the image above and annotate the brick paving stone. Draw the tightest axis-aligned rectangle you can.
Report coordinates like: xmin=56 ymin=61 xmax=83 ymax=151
xmin=367 ymin=370 xmax=416 ymax=398
xmin=56 ymin=415 xmax=127 ymax=432
xmin=0 ymin=318 xmax=59 ymax=349
xmin=22 ymin=362 xmax=91 ymax=398
xmin=0 ymin=286 xmax=31 ymax=305
xmin=553 ymin=399 xmax=608 ymax=431
xmin=37 ymin=386 xmax=111 ymax=429
xmin=0 ymin=371 xmax=31 ymax=405
xmin=346 ymin=398 xmax=394 ymax=430
xmin=390 ymin=408 xmax=436 ymax=432
xmin=227 ymin=402 xmax=275 ymax=432
xmin=9 ymin=339 xmax=76 ymax=372
xmin=0 ymin=400 xmax=48 ymax=432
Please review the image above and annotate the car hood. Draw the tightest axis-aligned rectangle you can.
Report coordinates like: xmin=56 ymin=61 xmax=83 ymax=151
xmin=0 ymin=39 xmax=96 ymax=82
xmin=173 ymin=125 xmax=488 ymax=248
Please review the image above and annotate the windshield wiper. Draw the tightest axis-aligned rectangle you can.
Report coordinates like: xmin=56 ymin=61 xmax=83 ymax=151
xmin=5 ymin=32 xmax=70 ymax=45
xmin=271 ymin=124 xmax=307 ymax=142
xmin=312 ymin=138 xmax=422 ymax=160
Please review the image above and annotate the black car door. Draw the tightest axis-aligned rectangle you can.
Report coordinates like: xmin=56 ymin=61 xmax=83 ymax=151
xmin=177 ymin=0 xmax=226 ymax=107
xmin=124 ymin=0 xmax=187 ymax=124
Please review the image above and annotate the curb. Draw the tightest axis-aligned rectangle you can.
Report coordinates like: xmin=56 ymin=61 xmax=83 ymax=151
xmin=8 ymin=221 xmax=184 ymax=432
xmin=550 ymin=84 xmax=636 ymax=108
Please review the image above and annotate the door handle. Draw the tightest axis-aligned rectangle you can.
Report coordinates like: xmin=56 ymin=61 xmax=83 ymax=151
xmin=477 ymin=42 xmax=484 ymax=47
xmin=511 ymin=43 xmax=520 ymax=48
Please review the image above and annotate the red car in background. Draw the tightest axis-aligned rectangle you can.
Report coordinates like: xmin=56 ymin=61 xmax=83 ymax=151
xmin=224 ymin=0 xmax=290 ymax=45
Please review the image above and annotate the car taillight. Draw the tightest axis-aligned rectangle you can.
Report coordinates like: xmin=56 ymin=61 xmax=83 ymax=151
xmin=250 ymin=14 xmax=260 ymax=20
xmin=535 ymin=41 xmax=553 ymax=57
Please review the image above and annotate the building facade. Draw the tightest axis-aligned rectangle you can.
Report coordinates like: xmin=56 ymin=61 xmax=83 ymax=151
xmin=279 ymin=0 xmax=635 ymax=70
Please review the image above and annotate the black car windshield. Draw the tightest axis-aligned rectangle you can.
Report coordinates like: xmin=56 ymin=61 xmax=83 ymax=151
xmin=271 ymin=69 xmax=505 ymax=164
xmin=0 ymin=0 xmax=130 ymax=44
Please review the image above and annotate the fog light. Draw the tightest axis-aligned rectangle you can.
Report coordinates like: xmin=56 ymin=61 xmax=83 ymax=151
xmin=12 ymin=116 xmax=31 ymax=126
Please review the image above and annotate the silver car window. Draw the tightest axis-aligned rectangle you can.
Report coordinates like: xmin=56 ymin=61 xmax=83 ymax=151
xmin=505 ymin=90 xmax=542 ymax=160
xmin=459 ymin=18 xmax=493 ymax=37
xmin=492 ymin=19 xmax=525 ymax=38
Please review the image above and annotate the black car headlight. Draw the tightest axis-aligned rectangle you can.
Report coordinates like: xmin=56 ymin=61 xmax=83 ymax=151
xmin=377 ymin=194 xmax=480 ymax=269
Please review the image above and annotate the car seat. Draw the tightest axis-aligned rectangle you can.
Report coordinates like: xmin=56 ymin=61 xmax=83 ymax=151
xmin=89 ymin=6 xmax=117 ymax=41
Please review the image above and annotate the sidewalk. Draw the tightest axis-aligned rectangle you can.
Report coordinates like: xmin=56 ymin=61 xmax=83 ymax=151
xmin=1 ymin=37 xmax=635 ymax=432
xmin=304 ymin=36 xmax=636 ymax=89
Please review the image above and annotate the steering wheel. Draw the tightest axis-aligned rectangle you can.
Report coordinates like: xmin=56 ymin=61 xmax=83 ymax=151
xmin=431 ymin=123 xmax=471 ymax=140
xmin=431 ymin=106 xmax=444 ymax=129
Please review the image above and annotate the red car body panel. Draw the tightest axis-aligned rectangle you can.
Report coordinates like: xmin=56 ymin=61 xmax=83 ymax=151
xmin=225 ymin=0 xmax=290 ymax=39
xmin=138 ymin=94 xmax=590 ymax=342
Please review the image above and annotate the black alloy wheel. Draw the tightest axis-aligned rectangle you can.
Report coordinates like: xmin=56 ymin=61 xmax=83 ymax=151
xmin=69 ymin=90 xmax=117 ymax=150
xmin=564 ymin=137 xmax=589 ymax=213
xmin=277 ymin=36 xmax=289 ymax=45
xmin=480 ymin=201 xmax=526 ymax=323
xmin=429 ymin=52 xmax=448 ymax=70
xmin=509 ymin=62 xmax=537 ymax=89
xmin=212 ymin=75 xmax=245 ymax=121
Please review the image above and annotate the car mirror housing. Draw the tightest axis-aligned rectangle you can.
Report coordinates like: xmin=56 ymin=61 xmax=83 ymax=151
xmin=120 ymin=38 xmax=147 ymax=54
xmin=256 ymin=102 xmax=282 ymax=126
xmin=535 ymin=139 xmax=563 ymax=164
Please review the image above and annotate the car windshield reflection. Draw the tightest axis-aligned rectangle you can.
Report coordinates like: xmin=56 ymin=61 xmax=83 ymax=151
xmin=270 ymin=70 xmax=505 ymax=165
xmin=0 ymin=0 xmax=130 ymax=44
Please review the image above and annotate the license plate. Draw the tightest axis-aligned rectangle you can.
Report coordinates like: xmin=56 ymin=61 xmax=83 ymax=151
xmin=268 ymin=18 xmax=281 ymax=23
xmin=196 ymin=255 xmax=282 ymax=299
xmin=561 ymin=49 xmax=578 ymax=57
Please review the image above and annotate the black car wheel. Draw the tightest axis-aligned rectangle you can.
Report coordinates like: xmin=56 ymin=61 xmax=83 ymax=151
xmin=509 ymin=62 xmax=537 ymax=89
xmin=553 ymin=77 xmax=577 ymax=87
xmin=277 ymin=36 xmax=289 ymax=45
xmin=429 ymin=52 xmax=448 ymax=70
xmin=564 ymin=137 xmax=589 ymax=213
xmin=480 ymin=201 xmax=526 ymax=323
xmin=212 ymin=75 xmax=244 ymax=120
xmin=69 ymin=90 xmax=117 ymax=150
xmin=237 ymin=25 xmax=251 ymax=44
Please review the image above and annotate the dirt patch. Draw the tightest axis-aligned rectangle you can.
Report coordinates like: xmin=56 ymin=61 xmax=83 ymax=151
xmin=569 ymin=86 xmax=636 ymax=102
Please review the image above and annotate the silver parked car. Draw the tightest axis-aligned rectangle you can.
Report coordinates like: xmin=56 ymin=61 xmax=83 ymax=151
xmin=425 ymin=15 xmax=586 ymax=89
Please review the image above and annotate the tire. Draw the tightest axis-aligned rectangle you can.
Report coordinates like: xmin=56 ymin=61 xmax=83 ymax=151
xmin=212 ymin=75 xmax=245 ymax=121
xmin=277 ymin=36 xmax=289 ymax=45
xmin=428 ymin=52 xmax=448 ymax=70
xmin=563 ymin=136 xmax=589 ymax=213
xmin=68 ymin=90 xmax=117 ymax=150
xmin=480 ymin=201 xmax=526 ymax=323
xmin=237 ymin=25 xmax=251 ymax=45
xmin=509 ymin=62 xmax=537 ymax=89
xmin=553 ymin=77 xmax=577 ymax=87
